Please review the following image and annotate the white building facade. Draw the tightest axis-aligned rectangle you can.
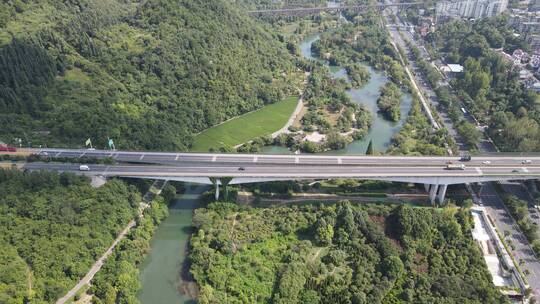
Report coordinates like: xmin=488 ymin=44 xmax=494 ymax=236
xmin=436 ymin=0 xmax=508 ymax=21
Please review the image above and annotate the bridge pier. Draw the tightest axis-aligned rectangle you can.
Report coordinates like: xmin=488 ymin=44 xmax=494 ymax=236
xmin=437 ymin=184 xmax=448 ymax=205
xmin=423 ymin=184 xmax=448 ymax=205
xmin=215 ymin=178 xmax=220 ymax=200
xmin=428 ymin=184 xmax=438 ymax=204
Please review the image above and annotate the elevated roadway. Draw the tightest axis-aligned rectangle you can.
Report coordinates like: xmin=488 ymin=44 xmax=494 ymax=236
xmin=248 ymin=2 xmax=422 ymax=16
xmin=36 ymin=148 xmax=540 ymax=168
xmin=22 ymin=149 xmax=540 ymax=203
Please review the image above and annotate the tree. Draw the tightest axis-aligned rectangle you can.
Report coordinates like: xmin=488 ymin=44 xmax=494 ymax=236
xmin=457 ymin=121 xmax=481 ymax=148
xmin=315 ymin=218 xmax=334 ymax=246
xmin=325 ymin=131 xmax=348 ymax=150
xmin=366 ymin=139 xmax=374 ymax=155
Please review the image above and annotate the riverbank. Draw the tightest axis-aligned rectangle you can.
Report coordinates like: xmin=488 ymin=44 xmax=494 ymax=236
xmin=56 ymin=180 xmax=169 ymax=304
xmin=258 ymin=30 xmax=413 ymax=154
xmin=137 ymin=184 xmax=208 ymax=304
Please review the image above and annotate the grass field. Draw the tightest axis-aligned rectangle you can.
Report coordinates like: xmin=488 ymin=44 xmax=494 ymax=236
xmin=190 ymin=96 xmax=299 ymax=152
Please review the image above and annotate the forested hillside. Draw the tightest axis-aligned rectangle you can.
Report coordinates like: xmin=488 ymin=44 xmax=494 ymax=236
xmin=190 ymin=202 xmax=507 ymax=303
xmin=0 ymin=169 xmax=140 ymax=303
xmin=0 ymin=0 xmax=298 ymax=150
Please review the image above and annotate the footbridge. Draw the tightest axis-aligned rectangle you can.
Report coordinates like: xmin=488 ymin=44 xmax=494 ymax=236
xmin=19 ymin=148 xmax=540 ymax=204
xmin=248 ymin=2 xmax=423 ymax=17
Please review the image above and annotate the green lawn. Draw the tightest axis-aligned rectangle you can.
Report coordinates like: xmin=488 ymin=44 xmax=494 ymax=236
xmin=190 ymin=96 xmax=298 ymax=151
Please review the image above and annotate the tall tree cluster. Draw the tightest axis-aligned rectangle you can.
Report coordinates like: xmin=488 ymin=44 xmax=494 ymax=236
xmin=0 ymin=169 xmax=140 ymax=303
xmin=190 ymin=201 xmax=507 ymax=303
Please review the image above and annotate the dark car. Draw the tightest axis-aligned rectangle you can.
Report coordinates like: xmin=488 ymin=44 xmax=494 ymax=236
xmin=460 ymin=155 xmax=471 ymax=162
xmin=238 ymin=167 xmax=245 ymax=171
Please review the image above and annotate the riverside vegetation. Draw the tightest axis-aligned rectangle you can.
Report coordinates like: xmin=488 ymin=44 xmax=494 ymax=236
xmin=0 ymin=168 xmax=178 ymax=304
xmin=189 ymin=201 xmax=507 ymax=303
xmin=311 ymin=13 xmax=409 ymax=124
xmin=238 ymin=11 xmax=419 ymax=153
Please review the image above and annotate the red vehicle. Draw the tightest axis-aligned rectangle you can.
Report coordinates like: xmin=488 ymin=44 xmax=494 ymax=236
xmin=0 ymin=145 xmax=16 ymax=152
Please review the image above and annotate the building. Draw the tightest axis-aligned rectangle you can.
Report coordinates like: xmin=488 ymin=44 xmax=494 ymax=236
xmin=531 ymin=0 xmax=540 ymax=12
xmin=436 ymin=0 xmax=508 ymax=21
xmin=439 ymin=64 xmax=464 ymax=78
xmin=508 ymin=10 xmax=540 ymax=54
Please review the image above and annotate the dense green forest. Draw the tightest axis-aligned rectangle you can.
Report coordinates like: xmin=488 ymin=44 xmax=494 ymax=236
xmin=190 ymin=201 xmax=507 ymax=303
xmin=428 ymin=16 xmax=539 ymax=151
xmin=0 ymin=0 xmax=298 ymax=150
xmin=0 ymin=169 xmax=140 ymax=303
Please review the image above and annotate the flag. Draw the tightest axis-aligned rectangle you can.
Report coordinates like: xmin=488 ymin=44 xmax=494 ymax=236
xmin=85 ymin=138 xmax=91 ymax=146
xmin=108 ymin=138 xmax=115 ymax=150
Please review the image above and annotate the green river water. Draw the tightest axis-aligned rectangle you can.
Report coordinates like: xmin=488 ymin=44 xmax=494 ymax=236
xmin=137 ymin=185 xmax=207 ymax=304
xmin=138 ymin=30 xmax=412 ymax=303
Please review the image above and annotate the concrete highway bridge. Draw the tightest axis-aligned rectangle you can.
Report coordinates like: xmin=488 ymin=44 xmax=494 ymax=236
xmin=18 ymin=148 xmax=540 ymax=204
xmin=248 ymin=2 xmax=423 ymax=17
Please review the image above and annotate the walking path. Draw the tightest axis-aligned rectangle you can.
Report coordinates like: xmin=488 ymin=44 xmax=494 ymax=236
xmin=382 ymin=14 xmax=439 ymax=131
xmin=56 ymin=180 xmax=167 ymax=304
xmin=271 ymin=96 xmax=304 ymax=138
xmin=56 ymin=220 xmax=136 ymax=304
xmin=234 ymin=95 xmax=305 ymax=148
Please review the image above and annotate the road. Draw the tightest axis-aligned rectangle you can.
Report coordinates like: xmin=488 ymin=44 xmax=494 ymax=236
xmin=477 ymin=182 xmax=540 ymax=290
xmin=21 ymin=161 xmax=540 ymax=186
xmin=56 ymin=219 xmax=136 ymax=304
xmin=383 ymin=15 xmax=440 ymax=131
xmin=248 ymin=2 xmax=422 ymax=16
xmin=35 ymin=148 xmax=540 ymax=167
xmin=384 ymin=7 xmax=540 ymax=298
xmin=55 ymin=180 xmax=167 ymax=304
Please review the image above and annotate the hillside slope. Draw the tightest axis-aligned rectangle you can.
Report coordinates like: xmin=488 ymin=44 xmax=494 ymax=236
xmin=0 ymin=0 xmax=297 ymax=150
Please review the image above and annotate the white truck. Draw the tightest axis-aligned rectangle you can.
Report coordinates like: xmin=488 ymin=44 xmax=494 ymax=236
xmin=446 ymin=163 xmax=466 ymax=170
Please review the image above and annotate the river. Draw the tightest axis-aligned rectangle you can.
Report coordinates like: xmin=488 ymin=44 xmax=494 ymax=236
xmin=137 ymin=185 xmax=207 ymax=304
xmin=270 ymin=32 xmax=412 ymax=154
xmin=137 ymin=22 xmax=412 ymax=304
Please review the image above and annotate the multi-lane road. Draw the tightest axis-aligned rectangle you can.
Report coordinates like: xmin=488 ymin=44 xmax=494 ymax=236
xmin=19 ymin=149 xmax=540 ymax=189
xmin=35 ymin=148 xmax=540 ymax=167
xmin=383 ymin=10 xmax=540 ymax=298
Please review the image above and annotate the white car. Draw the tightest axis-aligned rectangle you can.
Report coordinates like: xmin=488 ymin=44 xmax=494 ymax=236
xmin=79 ymin=165 xmax=90 ymax=171
xmin=522 ymin=160 xmax=532 ymax=164
xmin=482 ymin=161 xmax=491 ymax=165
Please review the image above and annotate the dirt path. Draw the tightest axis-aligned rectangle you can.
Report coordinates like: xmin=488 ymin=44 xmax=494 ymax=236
xmin=310 ymin=248 xmax=323 ymax=263
xmin=230 ymin=212 xmax=239 ymax=252
xmin=56 ymin=220 xmax=136 ymax=304
xmin=271 ymin=95 xmax=305 ymax=138
xmin=56 ymin=180 xmax=167 ymax=304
